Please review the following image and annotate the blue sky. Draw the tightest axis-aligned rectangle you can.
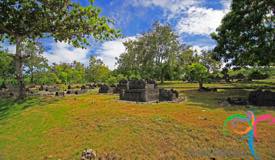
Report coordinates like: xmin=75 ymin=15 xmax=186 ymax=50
xmin=5 ymin=0 xmax=231 ymax=69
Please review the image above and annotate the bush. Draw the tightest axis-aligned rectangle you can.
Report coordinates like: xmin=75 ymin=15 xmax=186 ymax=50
xmin=106 ymin=76 xmax=117 ymax=85
xmin=248 ymin=70 xmax=270 ymax=80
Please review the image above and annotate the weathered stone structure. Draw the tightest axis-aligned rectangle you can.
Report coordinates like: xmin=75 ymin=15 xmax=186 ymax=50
xmin=81 ymin=149 xmax=96 ymax=160
xmin=85 ymin=83 xmax=96 ymax=89
xmin=114 ymin=80 xmax=129 ymax=94
xmin=159 ymin=89 xmax=179 ymax=101
xmin=55 ymin=91 xmax=65 ymax=97
xmin=99 ymin=84 xmax=114 ymax=93
xmin=119 ymin=80 xmax=159 ymax=102
xmin=39 ymin=85 xmax=59 ymax=92
xmin=249 ymin=90 xmax=275 ymax=106
xmin=75 ymin=89 xmax=88 ymax=95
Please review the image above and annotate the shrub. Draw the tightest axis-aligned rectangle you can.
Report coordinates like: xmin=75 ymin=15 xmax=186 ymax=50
xmin=106 ymin=76 xmax=117 ymax=85
xmin=248 ymin=70 xmax=270 ymax=80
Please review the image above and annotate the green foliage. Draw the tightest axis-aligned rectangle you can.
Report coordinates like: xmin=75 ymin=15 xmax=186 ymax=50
xmin=52 ymin=61 xmax=86 ymax=84
xmin=0 ymin=0 xmax=120 ymax=45
xmin=128 ymin=71 xmax=142 ymax=80
xmin=23 ymin=41 xmax=49 ymax=84
xmin=115 ymin=74 xmax=127 ymax=82
xmin=175 ymin=48 xmax=199 ymax=79
xmin=0 ymin=49 xmax=15 ymax=83
xmin=186 ymin=63 xmax=209 ymax=88
xmin=227 ymin=67 xmax=271 ymax=81
xmin=106 ymin=76 xmax=117 ymax=85
xmin=86 ymin=56 xmax=111 ymax=83
xmin=248 ymin=70 xmax=270 ymax=80
xmin=32 ymin=71 xmax=61 ymax=85
xmin=116 ymin=22 xmax=182 ymax=83
xmin=0 ymin=0 xmax=120 ymax=98
xmin=212 ymin=0 xmax=275 ymax=66
xmin=200 ymin=50 xmax=221 ymax=73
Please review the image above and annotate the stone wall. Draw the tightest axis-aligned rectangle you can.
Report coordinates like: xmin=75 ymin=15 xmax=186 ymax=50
xmin=249 ymin=90 xmax=275 ymax=106
xmin=119 ymin=80 xmax=167 ymax=102
xmin=159 ymin=89 xmax=179 ymax=101
xmin=99 ymin=84 xmax=114 ymax=93
xmin=120 ymin=88 xmax=159 ymax=102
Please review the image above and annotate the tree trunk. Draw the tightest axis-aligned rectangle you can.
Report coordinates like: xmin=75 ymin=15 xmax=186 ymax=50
xmin=30 ymin=68 xmax=34 ymax=84
xmin=15 ymin=38 xmax=25 ymax=99
xmin=199 ymin=81 xmax=203 ymax=90
xmin=160 ymin=68 xmax=164 ymax=84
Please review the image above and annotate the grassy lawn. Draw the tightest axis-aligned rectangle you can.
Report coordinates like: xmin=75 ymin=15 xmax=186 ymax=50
xmin=0 ymin=83 xmax=275 ymax=159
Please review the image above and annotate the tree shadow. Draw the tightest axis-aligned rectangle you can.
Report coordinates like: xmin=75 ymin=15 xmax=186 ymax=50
xmin=0 ymin=96 xmax=59 ymax=121
xmin=181 ymin=89 xmax=275 ymax=113
xmin=230 ymin=81 xmax=275 ymax=89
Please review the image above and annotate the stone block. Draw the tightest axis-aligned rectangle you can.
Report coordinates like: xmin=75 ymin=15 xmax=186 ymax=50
xmin=159 ymin=89 xmax=179 ymax=101
xmin=99 ymin=84 xmax=114 ymax=93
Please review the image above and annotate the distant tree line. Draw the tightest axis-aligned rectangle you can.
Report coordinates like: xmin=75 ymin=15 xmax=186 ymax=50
xmin=0 ymin=0 xmax=274 ymax=98
xmin=0 ymin=45 xmax=115 ymax=86
xmin=0 ymin=22 xmax=273 ymax=92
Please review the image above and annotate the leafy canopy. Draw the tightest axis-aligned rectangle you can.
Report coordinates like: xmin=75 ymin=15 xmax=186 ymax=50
xmin=186 ymin=63 xmax=209 ymax=84
xmin=212 ymin=0 xmax=274 ymax=66
xmin=116 ymin=22 xmax=181 ymax=82
xmin=0 ymin=0 xmax=120 ymax=47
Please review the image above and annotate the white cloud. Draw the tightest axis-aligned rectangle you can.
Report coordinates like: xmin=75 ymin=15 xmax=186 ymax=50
xmin=0 ymin=43 xmax=16 ymax=54
xmin=7 ymin=45 xmax=16 ymax=54
xmin=191 ymin=45 xmax=213 ymax=55
xmin=176 ymin=7 xmax=228 ymax=35
xmin=95 ymin=36 xmax=137 ymax=70
xmin=133 ymin=0 xmax=199 ymax=14
xmin=44 ymin=42 xmax=90 ymax=65
xmin=132 ymin=0 xmax=231 ymax=37
xmin=221 ymin=0 xmax=232 ymax=10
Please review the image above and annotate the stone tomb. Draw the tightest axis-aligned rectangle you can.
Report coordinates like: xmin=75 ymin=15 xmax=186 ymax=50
xmin=120 ymin=80 xmax=159 ymax=102
xmin=116 ymin=80 xmax=129 ymax=93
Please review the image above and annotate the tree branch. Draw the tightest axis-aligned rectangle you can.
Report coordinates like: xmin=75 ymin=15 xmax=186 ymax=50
xmin=0 ymin=24 xmax=13 ymax=36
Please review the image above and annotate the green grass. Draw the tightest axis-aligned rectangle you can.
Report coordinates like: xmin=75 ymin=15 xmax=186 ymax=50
xmin=0 ymin=82 xmax=275 ymax=159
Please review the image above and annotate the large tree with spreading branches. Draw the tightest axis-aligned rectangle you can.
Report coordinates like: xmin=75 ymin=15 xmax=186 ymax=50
xmin=0 ymin=0 xmax=120 ymax=99
xmin=212 ymin=0 xmax=274 ymax=66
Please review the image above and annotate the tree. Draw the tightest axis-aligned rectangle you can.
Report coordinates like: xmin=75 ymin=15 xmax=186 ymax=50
xmin=86 ymin=56 xmax=110 ymax=83
xmin=24 ymin=42 xmax=48 ymax=84
xmin=175 ymin=47 xmax=199 ymax=80
xmin=186 ymin=63 xmax=209 ymax=90
xmin=71 ymin=61 xmax=86 ymax=84
xmin=116 ymin=22 xmax=181 ymax=83
xmin=212 ymin=0 xmax=275 ymax=66
xmin=0 ymin=49 xmax=15 ymax=85
xmin=52 ymin=63 xmax=71 ymax=84
xmin=200 ymin=50 xmax=222 ymax=73
xmin=52 ymin=62 xmax=85 ymax=84
xmin=0 ymin=0 xmax=120 ymax=99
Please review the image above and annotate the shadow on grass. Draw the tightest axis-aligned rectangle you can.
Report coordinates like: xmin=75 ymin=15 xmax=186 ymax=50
xmin=0 ymin=96 xmax=59 ymax=121
xmin=181 ymin=89 xmax=275 ymax=113
xmin=230 ymin=81 xmax=275 ymax=89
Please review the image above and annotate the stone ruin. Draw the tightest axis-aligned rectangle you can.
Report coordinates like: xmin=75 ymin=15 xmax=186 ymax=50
xmin=66 ymin=84 xmax=90 ymax=95
xmin=118 ymin=80 xmax=179 ymax=102
xmin=159 ymin=88 xmax=179 ymax=101
xmin=98 ymin=84 xmax=115 ymax=93
xmin=39 ymin=85 xmax=59 ymax=92
xmin=81 ymin=149 xmax=96 ymax=160
xmin=0 ymin=83 xmax=22 ymax=97
xmin=119 ymin=79 xmax=159 ymax=102
xmin=249 ymin=90 xmax=275 ymax=106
